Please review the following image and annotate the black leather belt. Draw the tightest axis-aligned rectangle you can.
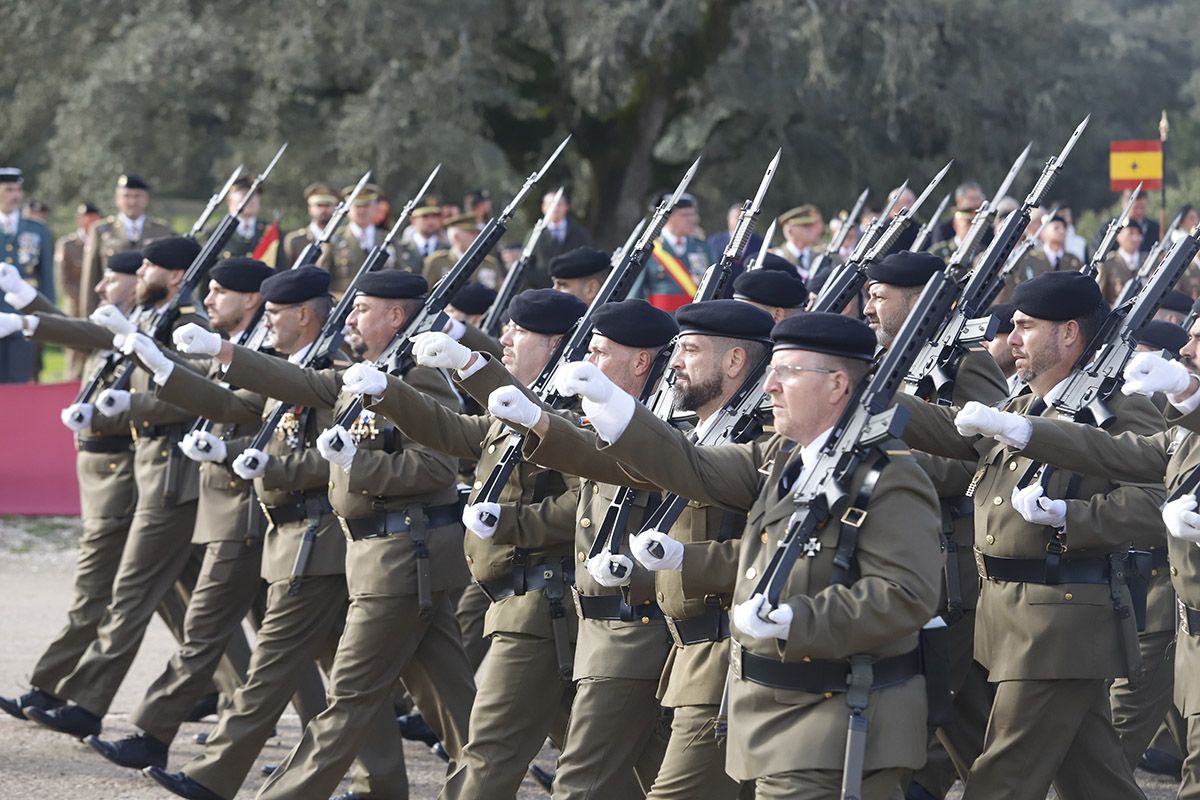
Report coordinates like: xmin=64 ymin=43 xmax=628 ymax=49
xmin=1178 ymin=598 xmax=1200 ymax=637
xmin=974 ymin=548 xmax=1110 ymax=585
xmin=666 ymin=603 xmax=731 ymax=647
xmin=133 ymin=422 xmax=188 ymax=440
xmin=478 ymin=560 xmax=575 ymax=603
xmin=943 ymin=495 xmax=974 ymax=519
xmin=573 ymin=590 xmax=665 ymax=623
xmin=77 ymin=436 xmax=133 ymax=454
xmin=263 ymin=495 xmax=333 ymax=527
xmin=732 ymin=639 xmax=922 ymax=693
xmin=342 ymin=503 xmax=459 ymax=541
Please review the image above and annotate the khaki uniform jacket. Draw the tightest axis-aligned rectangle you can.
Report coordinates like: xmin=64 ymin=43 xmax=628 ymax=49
xmin=54 ymin=232 xmax=86 ymax=314
xmin=599 ymin=402 xmax=943 ymax=779
xmin=364 ymin=372 xmax=579 ymax=640
xmin=315 ymin=230 xmax=397 ymax=295
xmin=205 ymin=218 xmax=268 ymax=261
xmin=894 ymin=387 xmax=1166 ymax=680
xmin=1096 ymin=251 xmax=1141 ymax=306
xmin=222 ymin=346 xmax=469 ymax=595
xmin=998 ymin=249 xmax=1084 ymax=303
xmin=282 ymin=227 xmax=315 ymax=268
xmin=423 ymin=249 xmax=504 ymax=291
xmin=79 ymin=217 xmax=174 ymax=316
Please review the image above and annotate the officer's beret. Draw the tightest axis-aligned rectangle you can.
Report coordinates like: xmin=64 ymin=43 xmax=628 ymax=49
xmin=986 ymin=302 xmax=1017 ymax=335
xmin=76 ymin=202 xmax=100 ymax=216
xmin=105 ymin=250 xmax=143 ymax=275
xmin=303 ymin=182 xmax=339 ymax=204
xmin=733 ymin=270 xmax=808 ymax=309
xmin=260 ymin=265 xmax=331 ymax=304
xmin=866 ymin=250 xmax=943 ymax=287
xmin=356 ymin=270 xmax=428 ymax=300
xmin=117 ymin=173 xmax=150 ymax=191
xmin=0 ymin=168 xmax=22 ymax=184
xmin=143 ymin=236 xmax=201 ymax=270
xmin=508 ymin=289 xmax=586 ymax=335
xmin=1160 ymin=289 xmax=1192 ymax=315
xmin=677 ymin=299 xmax=775 ymax=342
xmin=449 ymin=282 xmax=496 ymax=316
xmin=1010 ymin=272 xmax=1104 ymax=321
xmin=550 ymin=247 xmax=610 ymax=280
xmin=592 ymin=299 xmax=679 ymax=348
xmin=342 ymin=183 xmax=381 ymax=205
xmin=778 ymin=204 xmax=820 ymax=227
xmin=771 ymin=312 xmax=875 ymax=361
xmin=759 ymin=252 xmax=796 ymax=273
xmin=445 ymin=213 xmax=477 ymax=232
xmin=1136 ymin=320 xmax=1189 ymax=357
xmin=209 ymin=258 xmax=274 ymax=293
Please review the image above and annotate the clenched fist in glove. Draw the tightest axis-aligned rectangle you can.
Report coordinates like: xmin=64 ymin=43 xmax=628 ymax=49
xmin=123 ymin=332 xmax=174 ymax=384
xmin=232 ymin=449 xmax=269 ymax=480
xmin=1122 ymin=352 xmax=1194 ymax=399
xmin=60 ymin=403 xmax=93 ymax=433
xmin=732 ymin=593 xmax=793 ymax=641
xmin=0 ymin=264 xmax=36 ymax=310
xmin=412 ymin=331 xmax=473 ymax=371
xmin=316 ymin=425 xmax=356 ymax=473
xmin=954 ymin=401 xmax=1031 ymax=448
xmin=586 ymin=549 xmax=633 ymax=587
xmin=1164 ymin=495 xmax=1200 ymax=543
xmin=629 ymin=530 xmax=684 ymax=571
xmin=462 ymin=502 xmax=501 ymax=540
xmin=1010 ymin=484 xmax=1067 ymax=528
xmin=340 ymin=362 xmax=388 ymax=398
xmin=552 ymin=361 xmax=634 ymax=444
xmin=173 ymin=323 xmax=222 ymax=356
xmin=487 ymin=386 xmax=543 ymax=430
xmin=179 ymin=431 xmax=227 ymax=463
xmin=90 ymin=304 xmax=136 ymax=336
xmin=96 ymin=388 xmax=130 ymax=417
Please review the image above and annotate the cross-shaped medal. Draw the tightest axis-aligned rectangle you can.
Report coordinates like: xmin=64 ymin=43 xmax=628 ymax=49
xmin=802 ymin=537 xmax=822 ymax=557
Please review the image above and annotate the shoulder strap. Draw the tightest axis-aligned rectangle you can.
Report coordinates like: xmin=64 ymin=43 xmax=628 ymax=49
xmin=828 ymin=449 xmax=891 ymax=588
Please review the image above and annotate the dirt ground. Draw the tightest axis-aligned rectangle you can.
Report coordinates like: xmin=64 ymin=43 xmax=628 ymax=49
xmin=0 ymin=517 xmax=1180 ymax=799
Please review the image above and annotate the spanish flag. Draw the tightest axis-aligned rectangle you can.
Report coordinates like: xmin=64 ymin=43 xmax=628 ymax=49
xmin=1110 ymin=140 xmax=1163 ymax=191
xmin=253 ymin=215 xmax=282 ymax=269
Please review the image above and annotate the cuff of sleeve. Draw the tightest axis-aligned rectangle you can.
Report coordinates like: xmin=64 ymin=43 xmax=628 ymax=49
xmin=20 ymin=315 xmax=39 ymax=337
xmin=582 ymin=391 xmax=636 ymax=444
xmin=5 ymin=284 xmax=36 ymax=310
xmin=457 ymin=355 xmax=487 ymax=380
xmin=1170 ymin=378 xmax=1200 ymax=415
xmin=152 ymin=362 xmax=176 ymax=386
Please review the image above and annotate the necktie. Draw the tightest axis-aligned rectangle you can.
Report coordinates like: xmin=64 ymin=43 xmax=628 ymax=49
xmin=778 ymin=453 xmax=805 ymax=499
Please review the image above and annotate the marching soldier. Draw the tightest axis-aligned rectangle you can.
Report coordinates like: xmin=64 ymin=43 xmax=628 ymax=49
xmin=316 ymin=182 xmax=389 ymax=293
xmin=638 ymin=193 xmax=713 ymax=312
xmin=282 ymin=182 xmax=340 ymax=267
xmin=730 ymin=263 xmax=808 ymax=321
xmin=489 ymin=311 xmax=943 ymax=799
xmin=928 ymin=209 xmax=976 ymax=263
xmin=549 ymin=247 xmax=610 ymax=305
xmin=446 ymin=282 xmax=497 ymax=333
xmin=79 ymin=173 xmax=174 ymax=317
xmin=209 ymin=177 xmax=268 ymax=261
xmin=423 ymin=213 xmax=504 ymax=290
xmin=172 ymin=270 xmax=476 ymax=799
xmin=0 ymin=167 xmax=54 ymax=382
xmin=998 ymin=214 xmax=1083 ymax=303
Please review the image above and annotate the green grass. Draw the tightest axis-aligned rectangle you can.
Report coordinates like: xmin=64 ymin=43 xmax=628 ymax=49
xmin=38 ymin=346 xmax=70 ymax=384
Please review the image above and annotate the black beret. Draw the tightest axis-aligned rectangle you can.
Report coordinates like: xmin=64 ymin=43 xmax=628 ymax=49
xmin=1010 ymin=272 xmax=1104 ymax=321
xmin=1136 ymin=320 xmax=1189 ymax=357
xmin=987 ymin=302 xmax=1017 ymax=335
xmin=759 ymin=252 xmax=796 ymax=273
xmin=356 ymin=270 xmax=428 ymax=300
xmin=209 ymin=258 xmax=274 ymax=293
xmin=550 ymin=247 xmax=610 ymax=280
xmin=771 ymin=312 xmax=875 ymax=361
xmin=449 ymin=282 xmax=496 ymax=315
xmin=1160 ymin=289 xmax=1192 ymax=315
xmin=260 ymin=265 xmax=331 ymax=304
xmin=117 ymin=173 xmax=150 ymax=191
xmin=76 ymin=202 xmax=100 ymax=216
xmin=733 ymin=270 xmax=809 ymax=309
xmin=677 ymin=299 xmax=775 ymax=342
xmin=509 ymin=289 xmax=586 ymax=335
xmin=1192 ymin=297 xmax=1200 ymax=317
xmin=143 ymin=236 xmax=201 ymax=270
xmin=866 ymin=250 xmax=943 ymax=287
xmin=105 ymin=250 xmax=143 ymax=275
xmin=592 ymin=299 xmax=679 ymax=348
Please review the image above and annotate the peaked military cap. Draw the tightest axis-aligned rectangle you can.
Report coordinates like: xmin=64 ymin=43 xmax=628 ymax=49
xmin=778 ymin=204 xmax=820 ymax=227
xmin=260 ymin=265 xmax=331 ymax=304
xmin=987 ymin=302 xmax=1017 ymax=335
xmin=357 ymin=270 xmax=427 ymax=299
xmin=550 ymin=247 xmax=610 ymax=280
xmin=651 ymin=191 xmax=697 ymax=212
xmin=143 ymin=236 xmax=201 ymax=270
xmin=449 ymin=282 xmax=497 ymax=315
xmin=106 ymin=250 xmax=143 ymax=275
xmin=303 ymin=182 xmax=339 ymax=204
xmin=733 ymin=270 xmax=809 ymax=309
xmin=771 ymin=312 xmax=875 ymax=361
xmin=209 ymin=258 xmax=274 ymax=293
xmin=677 ymin=299 xmax=775 ymax=342
xmin=445 ymin=212 xmax=477 ymax=232
xmin=508 ymin=288 xmax=586 ymax=335
xmin=342 ymin=183 xmax=381 ymax=205
xmin=1011 ymin=271 xmax=1103 ymax=321
xmin=1160 ymin=289 xmax=1192 ymax=315
xmin=592 ymin=299 xmax=679 ymax=348
xmin=866 ymin=250 xmax=943 ymax=287
xmin=117 ymin=173 xmax=150 ymax=191
xmin=1136 ymin=320 xmax=1188 ymax=357
xmin=0 ymin=168 xmax=22 ymax=184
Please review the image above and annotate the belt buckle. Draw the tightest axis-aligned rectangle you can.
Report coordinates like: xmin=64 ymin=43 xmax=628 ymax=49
xmin=258 ymin=500 xmax=275 ymax=529
xmin=729 ymin=638 xmax=743 ymax=680
xmin=973 ymin=547 xmax=988 ymax=580
xmin=337 ymin=516 xmax=353 ymax=541
xmin=571 ymin=586 xmax=585 ymax=619
xmin=665 ymin=616 xmax=685 ymax=648
xmin=840 ymin=506 xmax=868 ymax=528
xmin=1180 ymin=598 xmax=1193 ymax=637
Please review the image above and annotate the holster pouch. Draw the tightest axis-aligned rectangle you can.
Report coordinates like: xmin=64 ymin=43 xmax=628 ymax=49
xmin=1108 ymin=552 xmax=1144 ymax=684
xmin=407 ymin=504 xmax=433 ymax=618
xmin=919 ymin=625 xmax=954 ymax=728
xmin=287 ymin=496 xmax=326 ymax=597
xmin=543 ymin=560 xmax=574 ymax=680
xmin=841 ymin=655 xmax=873 ymax=800
xmin=1125 ymin=549 xmax=1153 ymax=633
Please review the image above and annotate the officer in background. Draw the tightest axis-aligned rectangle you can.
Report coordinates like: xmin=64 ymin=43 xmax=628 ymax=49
xmin=210 ymin=177 xmax=268 ymax=261
xmin=317 ymin=183 xmax=388 ymax=294
xmin=424 ymin=213 xmax=504 ymax=289
xmin=0 ymin=167 xmax=54 ymax=382
xmin=283 ymin=183 xmax=340 ymax=267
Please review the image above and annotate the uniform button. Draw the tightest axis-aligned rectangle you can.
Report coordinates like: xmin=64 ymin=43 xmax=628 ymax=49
xmin=641 ymin=616 xmax=650 ymax=625
xmin=361 ymin=490 xmax=368 ymax=495
xmin=1151 ymin=568 xmax=1159 ymax=577
xmin=1172 ymin=566 xmax=1179 ymax=576
xmin=141 ymin=421 xmax=150 ymax=428
xmin=488 ymin=445 xmax=496 ymax=454
xmin=474 ymin=480 xmax=482 ymax=489
xmin=745 ymin=567 xmax=757 ymax=580
xmin=160 ymin=450 xmax=168 ymax=457
xmin=108 ymin=462 xmax=118 ymax=470
xmin=466 ymin=555 xmax=473 ymax=565
xmin=1008 ymin=462 xmax=1017 ymax=471
xmin=578 ymin=551 xmax=586 ymax=562
xmin=228 ymin=480 xmax=237 ymax=488
xmin=823 ymin=692 xmax=834 ymax=700
xmin=656 ymin=591 xmax=664 ymax=602
xmin=992 ymin=497 xmax=1003 ymax=506
xmin=328 ymin=482 xmax=334 ymax=490
xmin=985 ymin=535 xmax=995 ymax=545
xmin=580 ymin=518 xmax=592 ymax=528
xmin=760 ymin=531 xmax=769 ymax=543
xmin=802 ymin=655 xmax=811 ymax=662
xmin=1064 ymin=592 xmax=1073 ymax=601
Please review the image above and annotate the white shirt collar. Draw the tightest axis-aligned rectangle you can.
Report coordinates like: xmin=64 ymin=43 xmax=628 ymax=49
xmin=349 ymin=222 xmax=374 ymax=246
xmin=308 ymin=222 xmax=326 ymax=240
xmin=0 ymin=210 xmax=18 ymax=231
xmin=237 ymin=216 xmax=257 ymax=237
xmin=799 ymin=425 xmax=836 ymax=467
xmin=1042 ymin=375 xmax=1072 ymax=405
xmin=118 ymin=213 xmax=144 ymax=237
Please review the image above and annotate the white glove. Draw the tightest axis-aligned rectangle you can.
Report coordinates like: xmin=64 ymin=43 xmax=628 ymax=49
xmin=60 ymin=403 xmax=93 ymax=432
xmin=442 ymin=317 xmax=467 ymax=341
xmin=554 ymin=361 xmax=636 ymax=444
xmin=630 ymin=530 xmax=684 ymax=571
xmin=90 ymin=304 xmax=136 ymax=336
xmin=586 ymin=550 xmax=634 ymax=587
xmin=173 ymin=323 xmax=222 ymax=356
xmin=1163 ymin=495 xmax=1200 ymax=542
xmin=412 ymin=331 xmax=472 ymax=370
xmin=341 ymin=362 xmax=388 ymax=398
xmin=316 ymin=425 xmax=356 ymax=473
xmin=954 ymin=401 xmax=1031 ymax=448
xmin=95 ymin=388 xmax=130 ymax=417
xmin=0 ymin=312 xmax=22 ymax=338
xmin=0 ymin=264 xmax=36 ymax=310
xmin=232 ymin=448 xmax=269 ymax=480
xmin=1011 ymin=484 xmax=1067 ymax=528
xmin=487 ymin=386 xmax=543 ymax=430
xmin=462 ymin=502 xmax=501 ymax=540
xmin=732 ymin=593 xmax=793 ymax=640
xmin=1122 ymin=351 xmax=1192 ymax=397
xmin=179 ymin=431 xmax=226 ymax=463
xmin=122 ymin=332 xmax=174 ymax=384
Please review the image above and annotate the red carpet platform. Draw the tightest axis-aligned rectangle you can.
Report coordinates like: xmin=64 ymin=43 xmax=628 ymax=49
xmin=0 ymin=381 xmax=81 ymax=516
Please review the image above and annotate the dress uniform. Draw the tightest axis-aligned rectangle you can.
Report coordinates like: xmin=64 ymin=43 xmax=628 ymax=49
xmin=769 ymin=204 xmax=830 ymax=288
xmin=204 ymin=177 xmax=269 ymax=262
xmin=530 ymin=211 xmax=592 ymax=290
xmin=998 ymin=245 xmax=1084 ymax=303
xmin=316 ymin=183 xmax=392 ymax=294
xmin=79 ymin=174 xmax=174 ymax=317
xmin=356 ymin=289 xmax=588 ymax=800
xmin=282 ymin=182 xmax=341 ymax=267
xmin=423 ymin=213 xmax=505 ymax=290
xmin=211 ymin=270 xmax=475 ymax=800
xmin=892 ymin=272 xmax=1162 ymax=800
xmin=0 ymin=167 xmax=54 ymax=382
xmin=54 ymin=202 xmax=100 ymax=376
xmin=636 ymin=194 xmax=712 ymax=312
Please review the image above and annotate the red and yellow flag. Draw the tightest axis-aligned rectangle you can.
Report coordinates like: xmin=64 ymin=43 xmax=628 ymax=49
xmin=1109 ymin=140 xmax=1163 ymax=191
xmin=253 ymin=219 xmax=282 ymax=268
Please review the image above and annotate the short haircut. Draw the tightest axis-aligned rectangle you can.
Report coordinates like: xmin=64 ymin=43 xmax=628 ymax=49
xmin=819 ymin=352 xmax=871 ymax=386
xmin=1074 ymin=303 xmax=1110 ymax=357
xmin=955 ymin=181 xmax=983 ymax=202
xmin=303 ymin=293 xmax=333 ymax=323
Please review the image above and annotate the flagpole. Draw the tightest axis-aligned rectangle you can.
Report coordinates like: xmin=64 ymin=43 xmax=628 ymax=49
xmin=1159 ymin=110 xmax=1169 ymax=235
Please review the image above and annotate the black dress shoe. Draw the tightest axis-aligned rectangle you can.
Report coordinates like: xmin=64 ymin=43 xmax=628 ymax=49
xmin=24 ymin=703 xmax=101 ymax=739
xmin=143 ymin=766 xmax=225 ymax=800
xmin=528 ymin=764 xmax=554 ymax=792
xmin=396 ymin=712 xmax=439 ymax=746
xmin=0 ymin=688 xmax=63 ymax=720
xmin=431 ymin=742 xmax=449 ymax=763
xmin=186 ymin=692 xmax=219 ymax=722
xmin=85 ymin=732 xmax=168 ymax=770
xmin=1139 ymin=747 xmax=1183 ymax=780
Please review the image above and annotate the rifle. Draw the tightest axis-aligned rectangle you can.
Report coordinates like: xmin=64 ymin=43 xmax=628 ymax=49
xmin=809 ymin=187 xmax=869 ymax=280
xmin=811 ymin=162 xmax=953 ymax=314
xmin=904 ymin=130 xmax=1085 ymax=401
xmin=1081 ymin=185 xmax=1141 ymax=280
xmin=911 ymin=193 xmax=950 ymax=253
xmin=481 ymin=186 xmax=565 ymax=338
xmin=330 ymin=136 xmax=572 ymax=437
xmin=742 ymin=220 xmax=776 ymax=272
xmin=978 ymin=204 xmax=1058 ymax=310
xmin=473 ymin=156 xmax=703 ymax=524
xmin=950 ymin=143 xmax=1032 ymax=266
xmin=292 ymin=171 xmax=372 ymax=269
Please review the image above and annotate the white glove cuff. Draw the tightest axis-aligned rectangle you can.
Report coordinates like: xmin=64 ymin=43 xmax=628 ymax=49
xmin=20 ymin=315 xmax=38 ymax=336
xmin=5 ymin=282 xmax=37 ymax=310
xmin=1170 ymin=376 xmax=1200 ymax=415
xmin=152 ymin=361 xmax=176 ymax=386
xmin=582 ymin=390 xmax=636 ymax=444
xmin=995 ymin=417 xmax=1032 ymax=450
